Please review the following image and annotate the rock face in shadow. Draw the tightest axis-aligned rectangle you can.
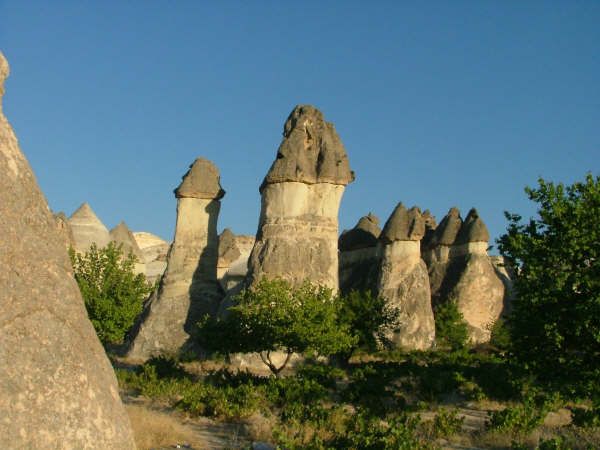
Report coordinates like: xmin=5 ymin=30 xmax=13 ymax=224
xmin=68 ymin=202 xmax=111 ymax=252
xmin=424 ymin=208 xmax=505 ymax=343
xmin=217 ymin=229 xmax=255 ymax=294
xmin=126 ymin=158 xmax=225 ymax=362
xmin=0 ymin=52 xmax=135 ymax=449
xmin=376 ymin=204 xmax=435 ymax=350
xmin=247 ymin=105 xmax=354 ymax=290
xmin=339 ymin=213 xmax=381 ymax=295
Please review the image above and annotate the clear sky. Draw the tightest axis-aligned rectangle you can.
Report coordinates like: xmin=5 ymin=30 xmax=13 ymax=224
xmin=2 ymin=1 xmax=599 ymax=250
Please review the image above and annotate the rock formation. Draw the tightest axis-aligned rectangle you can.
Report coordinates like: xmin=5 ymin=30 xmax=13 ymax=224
xmin=133 ymin=231 xmax=169 ymax=284
xmin=53 ymin=210 xmax=76 ymax=249
xmin=446 ymin=209 xmax=505 ymax=343
xmin=247 ymin=105 xmax=354 ymax=290
xmin=110 ymin=221 xmax=145 ymax=274
xmin=126 ymin=158 xmax=225 ymax=361
xmin=68 ymin=202 xmax=111 ymax=253
xmin=217 ymin=229 xmax=255 ymax=293
xmin=376 ymin=204 xmax=435 ymax=350
xmin=339 ymin=213 xmax=381 ymax=294
xmin=424 ymin=207 xmax=505 ymax=343
xmin=0 ymin=51 xmax=135 ymax=449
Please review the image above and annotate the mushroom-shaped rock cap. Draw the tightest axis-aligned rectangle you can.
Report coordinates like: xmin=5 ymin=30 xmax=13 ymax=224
xmin=218 ymin=228 xmax=241 ymax=264
xmin=430 ymin=207 xmax=463 ymax=246
xmin=455 ymin=208 xmax=490 ymax=244
xmin=380 ymin=203 xmax=425 ymax=243
xmin=339 ymin=213 xmax=381 ymax=251
xmin=261 ymin=105 xmax=355 ymax=191
xmin=0 ymin=51 xmax=8 ymax=100
xmin=175 ymin=158 xmax=225 ymax=199
xmin=110 ymin=221 xmax=144 ymax=259
xmin=422 ymin=210 xmax=437 ymax=231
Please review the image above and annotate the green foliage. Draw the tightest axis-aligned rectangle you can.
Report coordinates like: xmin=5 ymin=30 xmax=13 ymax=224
xmin=486 ymin=394 xmax=555 ymax=437
xmin=69 ymin=242 xmax=154 ymax=345
xmin=497 ymin=174 xmax=600 ymax=395
xmin=197 ymin=279 xmax=357 ymax=376
xmin=434 ymin=300 xmax=469 ymax=352
xmin=337 ymin=289 xmax=399 ymax=355
xmin=571 ymin=405 xmax=600 ymax=428
xmin=489 ymin=317 xmax=512 ymax=352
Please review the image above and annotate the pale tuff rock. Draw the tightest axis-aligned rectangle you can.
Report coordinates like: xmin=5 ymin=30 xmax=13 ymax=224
xmin=247 ymin=105 xmax=353 ymax=290
xmin=110 ymin=221 xmax=145 ymax=275
xmin=53 ymin=211 xmax=76 ymax=250
xmin=339 ymin=214 xmax=382 ymax=294
xmin=68 ymin=202 xmax=111 ymax=253
xmin=376 ymin=205 xmax=435 ymax=350
xmin=217 ymin=229 xmax=255 ymax=293
xmin=133 ymin=231 xmax=169 ymax=283
xmin=424 ymin=207 xmax=506 ymax=344
xmin=0 ymin=52 xmax=135 ymax=449
xmin=338 ymin=213 xmax=381 ymax=252
xmin=127 ymin=158 xmax=225 ymax=362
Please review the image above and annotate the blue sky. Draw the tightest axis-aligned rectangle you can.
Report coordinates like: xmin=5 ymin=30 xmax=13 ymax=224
xmin=2 ymin=1 xmax=599 ymax=250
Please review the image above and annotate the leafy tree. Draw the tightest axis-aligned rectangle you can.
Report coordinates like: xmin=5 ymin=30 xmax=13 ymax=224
xmin=69 ymin=242 xmax=154 ymax=345
xmin=434 ymin=300 xmax=469 ymax=352
xmin=197 ymin=278 xmax=357 ymax=377
xmin=497 ymin=174 xmax=600 ymax=395
xmin=337 ymin=289 xmax=399 ymax=358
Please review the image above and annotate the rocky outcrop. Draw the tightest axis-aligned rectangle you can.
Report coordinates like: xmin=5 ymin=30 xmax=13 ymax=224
xmin=133 ymin=231 xmax=169 ymax=284
xmin=339 ymin=214 xmax=381 ymax=294
xmin=126 ymin=158 xmax=225 ymax=362
xmin=376 ymin=204 xmax=435 ymax=350
xmin=53 ymin=211 xmax=75 ymax=249
xmin=0 ymin=52 xmax=135 ymax=449
xmin=68 ymin=202 xmax=111 ymax=252
xmin=247 ymin=105 xmax=354 ymax=290
xmin=217 ymin=229 xmax=255 ymax=293
xmin=424 ymin=208 xmax=506 ymax=343
xmin=110 ymin=221 xmax=145 ymax=274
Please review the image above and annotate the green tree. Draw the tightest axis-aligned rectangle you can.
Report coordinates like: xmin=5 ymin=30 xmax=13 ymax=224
xmin=197 ymin=279 xmax=357 ymax=377
xmin=434 ymin=300 xmax=469 ymax=352
xmin=69 ymin=242 xmax=154 ymax=345
xmin=497 ymin=174 xmax=600 ymax=394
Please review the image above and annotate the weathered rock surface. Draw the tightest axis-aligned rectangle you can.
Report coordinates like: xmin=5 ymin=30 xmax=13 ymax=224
xmin=217 ymin=229 xmax=255 ymax=293
xmin=0 ymin=51 xmax=135 ymax=449
xmin=247 ymin=105 xmax=354 ymax=290
xmin=133 ymin=231 xmax=169 ymax=283
xmin=110 ymin=221 xmax=146 ymax=274
xmin=127 ymin=158 xmax=225 ymax=362
xmin=68 ymin=202 xmax=111 ymax=252
xmin=53 ymin=211 xmax=75 ymax=249
xmin=339 ymin=214 xmax=382 ymax=294
xmin=376 ymin=204 xmax=435 ymax=350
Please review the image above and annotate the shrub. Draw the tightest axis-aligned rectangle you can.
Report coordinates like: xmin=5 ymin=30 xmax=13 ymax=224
xmin=434 ymin=300 xmax=469 ymax=351
xmin=69 ymin=242 xmax=154 ymax=345
xmin=198 ymin=279 xmax=357 ymax=376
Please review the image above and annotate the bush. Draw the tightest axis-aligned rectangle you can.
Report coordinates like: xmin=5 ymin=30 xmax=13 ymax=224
xmin=198 ymin=279 xmax=357 ymax=376
xmin=497 ymin=174 xmax=600 ymax=396
xmin=70 ymin=242 xmax=154 ymax=345
xmin=434 ymin=300 xmax=469 ymax=351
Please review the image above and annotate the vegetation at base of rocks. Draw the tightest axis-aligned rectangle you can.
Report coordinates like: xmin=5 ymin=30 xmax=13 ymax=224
xmin=69 ymin=242 xmax=154 ymax=345
xmin=433 ymin=299 xmax=469 ymax=352
xmin=198 ymin=281 xmax=400 ymax=376
xmin=497 ymin=173 xmax=600 ymax=398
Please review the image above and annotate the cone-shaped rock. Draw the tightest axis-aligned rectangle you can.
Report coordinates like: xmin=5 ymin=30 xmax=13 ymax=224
xmin=217 ymin=229 xmax=255 ymax=293
xmin=376 ymin=205 xmax=435 ymax=350
xmin=53 ymin=211 xmax=76 ymax=250
xmin=0 ymin=52 xmax=135 ymax=449
xmin=127 ymin=158 xmax=225 ymax=362
xmin=429 ymin=207 xmax=462 ymax=247
xmin=247 ymin=105 xmax=354 ymax=290
xmin=339 ymin=213 xmax=381 ymax=252
xmin=455 ymin=208 xmax=490 ymax=245
xmin=133 ymin=231 xmax=169 ymax=283
xmin=68 ymin=202 xmax=111 ymax=252
xmin=110 ymin=221 xmax=144 ymax=260
xmin=339 ymin=213 xmax=381 ymax=294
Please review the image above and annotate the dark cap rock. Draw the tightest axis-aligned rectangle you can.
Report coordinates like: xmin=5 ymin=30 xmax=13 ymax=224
xmin=430 ymin=207 xmax=463 ymax=246
xmin=261 ymin=105 xmax=355 ymax=191
xmin=175 ymin=158 xmax=225 ymax=199
xmin=218 ymin=228 xmax=242 ymax=265
xmin=380 ymin=203 xmax=425 ymax=243
xmin=455 ymin=208 xmax=490 ymax=244
xmin=339 ymin=213 xmax=381 ymax=251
